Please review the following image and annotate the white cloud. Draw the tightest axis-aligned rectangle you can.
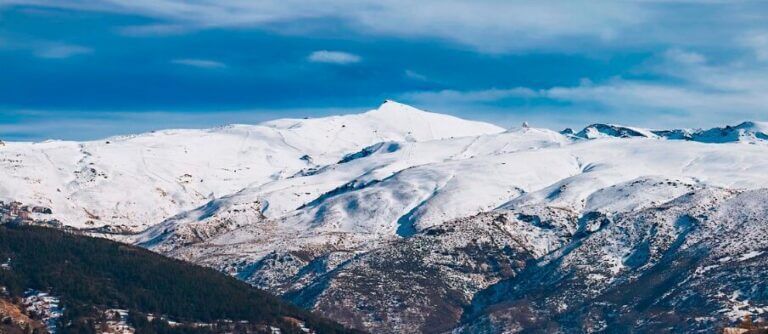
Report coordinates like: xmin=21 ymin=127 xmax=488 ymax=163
xmin=170 ymin=58 xmax=227 ymax=68
xmin=33 ymin=43 xmax=92 ymax=59
xmin=0 ymin=0 xmax=730 ymax=53
xmin=0 ymin=37 xmax=94 ymax=59
xmin=403 ymin=88 xmax=537 ymax=104
xmin=404 ymin=70 xmax=427 ymax=81
xmin=399 ymin=48 xmax=768 ymax=129
xmin=307 ymin=50 xmax=360 ymax=64
xmin=119 ymin=24 xmax=192 ymax=36
xmin=6 ymin=1 xmax=768 ymax=55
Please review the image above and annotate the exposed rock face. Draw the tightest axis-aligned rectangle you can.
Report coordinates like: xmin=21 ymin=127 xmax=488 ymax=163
xmin=458 ymin=189 xmax=768 ymax=333
xmin=287 ymin=208 xmax=577 ymax=333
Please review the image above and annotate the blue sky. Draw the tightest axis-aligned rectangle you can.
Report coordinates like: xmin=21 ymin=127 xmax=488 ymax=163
xmin=3 ymin=1 xmax=768 ymax=141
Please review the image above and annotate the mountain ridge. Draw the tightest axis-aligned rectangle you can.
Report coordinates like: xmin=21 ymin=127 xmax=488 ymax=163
xmin=3 ymin=102 xmax=768 ymax=333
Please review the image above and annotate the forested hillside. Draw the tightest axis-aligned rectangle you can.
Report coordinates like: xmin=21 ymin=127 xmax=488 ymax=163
xmin=0 ymin=225 xmax=361 ymax=334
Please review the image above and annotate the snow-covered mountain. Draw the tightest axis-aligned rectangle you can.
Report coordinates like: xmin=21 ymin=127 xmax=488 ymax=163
xmin=3 ymin=101 xmax=768 ymax=333
xmin=0 ymin=101 xmax=502 ymax=232
xmin=573 ymin=121 xmax=768 ymax=143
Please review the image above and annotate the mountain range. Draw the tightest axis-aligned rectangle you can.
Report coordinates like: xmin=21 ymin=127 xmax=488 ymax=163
xmin=2 ymin=101 xmax=768 ymax=333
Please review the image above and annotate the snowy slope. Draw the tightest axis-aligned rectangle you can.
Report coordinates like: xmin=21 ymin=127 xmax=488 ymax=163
xmin=129 ymin=130 xmax=768 ymax=264
xmin=0 ymin=101 xmax=502 ymax=231
xmin=144 ymin=134 xmax=768 ymax=251
xmin=131 ymin=127 xmax=574 ymax=251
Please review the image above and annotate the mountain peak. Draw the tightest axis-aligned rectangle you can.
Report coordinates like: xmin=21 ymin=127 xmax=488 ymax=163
xmin=691 ymin=120 xmax=768 ymax=143
xmin=575 ymin=123 xmax=657 ymax=139
xmin=361 ymin=100 xmax=505 ymax=138
xmin=734 ymin=120 xmax=768 ymax=132
xmin=370 ymin=99 xmax=426 ymax=115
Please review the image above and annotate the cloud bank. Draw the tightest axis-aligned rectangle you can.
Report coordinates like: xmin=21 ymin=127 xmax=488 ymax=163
xmin=307 ymin=50 xmax=360 ymax=64
xmin=4 ymin=0 xmax=768 ymax=136
xmin=170 ymin=58 xmax=227 ymax=68
xmin=401 ymin=47 xmax=768 ymax=129
xmin=5 ymin=0 xmax=761 ymax=53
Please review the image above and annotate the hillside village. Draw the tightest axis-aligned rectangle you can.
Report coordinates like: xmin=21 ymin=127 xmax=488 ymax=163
xmin=0 ymin=201 xmax=57 ymax=227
